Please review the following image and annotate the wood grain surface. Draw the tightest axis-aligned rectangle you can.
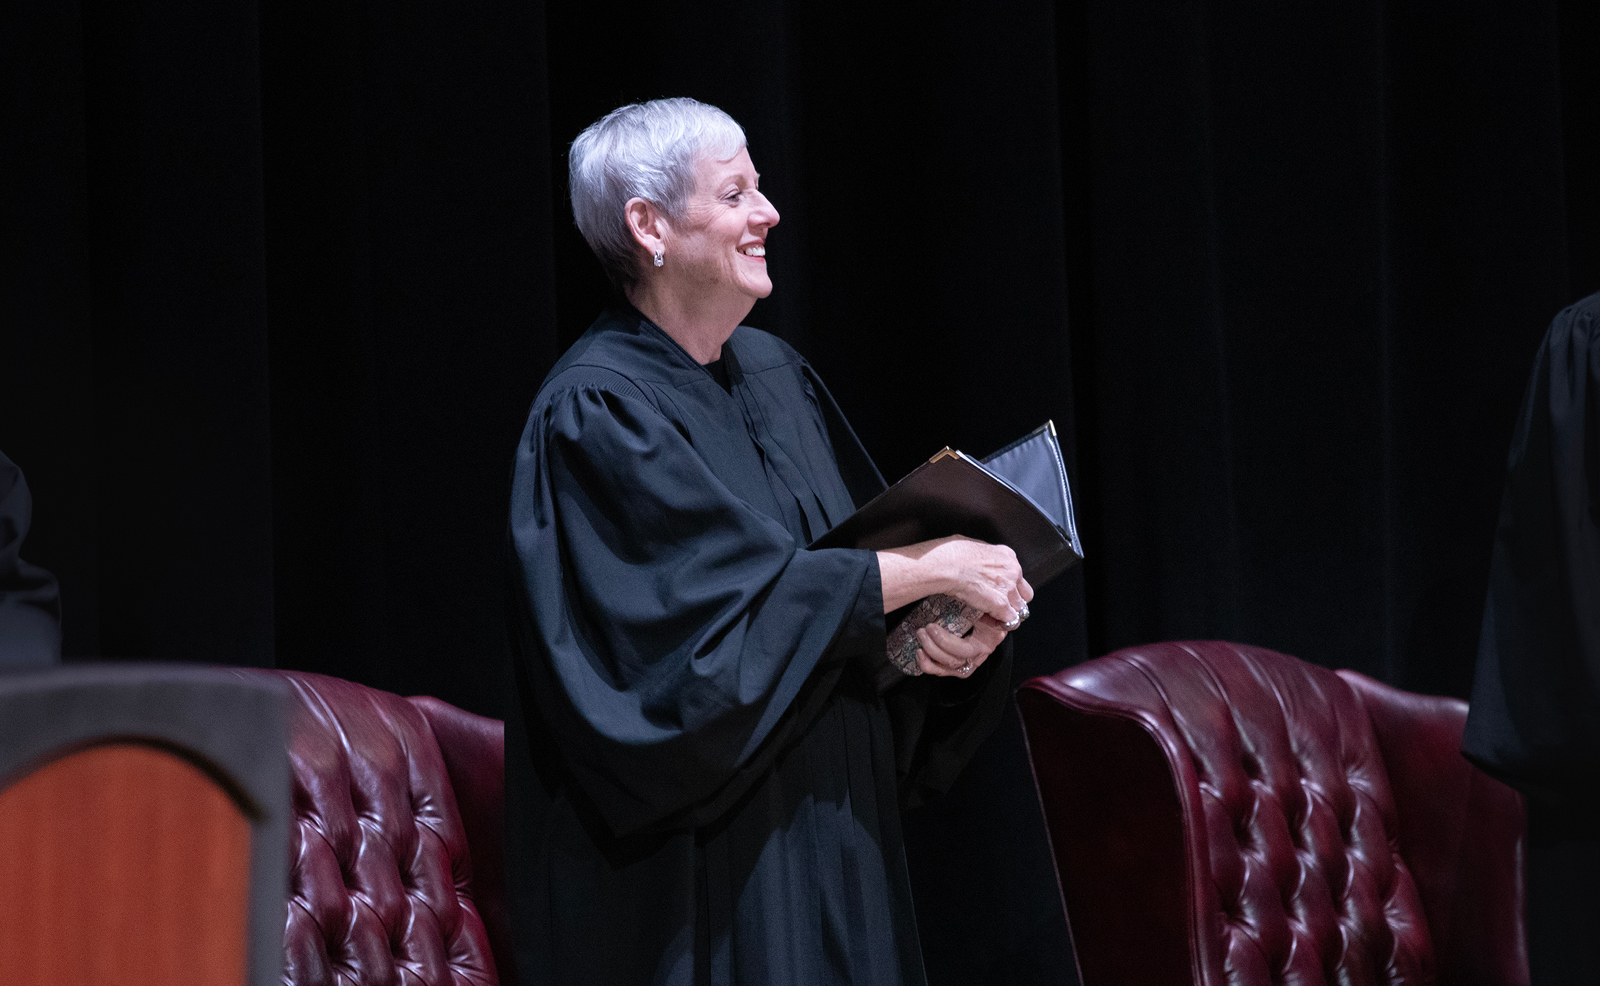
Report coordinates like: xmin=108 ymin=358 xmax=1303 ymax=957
xmin=0 ymin=742 xmax=252 ymax=986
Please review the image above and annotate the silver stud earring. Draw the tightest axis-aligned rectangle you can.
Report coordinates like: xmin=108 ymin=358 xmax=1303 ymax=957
xmin=653 ymin=249 xmax=664 ymax=268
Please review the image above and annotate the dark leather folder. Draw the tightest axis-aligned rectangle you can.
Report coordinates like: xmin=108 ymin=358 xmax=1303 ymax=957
xmin=811 ymin=422 xmax=1084 ymax=586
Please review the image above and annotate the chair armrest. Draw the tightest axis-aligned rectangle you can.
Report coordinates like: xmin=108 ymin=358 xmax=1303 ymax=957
xmin=410 ymin=695 xmax=510 ymax=985
xmin=1017 ymin=680 xmax=1195 ymax=986
xmin=1338 ymin=671 xmax=1528 ymax=986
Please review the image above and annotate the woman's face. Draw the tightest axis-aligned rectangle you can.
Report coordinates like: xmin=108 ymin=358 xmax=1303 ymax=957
xmin=664 ymin=146 xmax=780 ymax=302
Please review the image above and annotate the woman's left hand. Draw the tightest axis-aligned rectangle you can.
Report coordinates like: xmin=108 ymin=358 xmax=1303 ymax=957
xmin=914 ymin=615 xmax=1008 ymax=678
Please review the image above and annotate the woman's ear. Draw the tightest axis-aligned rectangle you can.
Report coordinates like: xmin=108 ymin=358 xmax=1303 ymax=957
xmin=624 ymin=198 xmax=667 ymax=263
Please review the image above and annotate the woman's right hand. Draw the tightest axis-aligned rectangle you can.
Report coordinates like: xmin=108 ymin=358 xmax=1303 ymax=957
xmin=877 ymin=535 xmax=1033 ymax=624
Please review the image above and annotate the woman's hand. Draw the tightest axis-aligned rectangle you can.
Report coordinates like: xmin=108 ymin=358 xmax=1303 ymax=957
xmin=913 ymin=615 xmax=1010 ymax=678
xmin=878 ymin=535 xmax=1034 ymax=624
xmin=877 ymin=535 xmax=1034 ymax=679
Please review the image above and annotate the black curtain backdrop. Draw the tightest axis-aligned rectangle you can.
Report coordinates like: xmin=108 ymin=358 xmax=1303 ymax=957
xmin=4 ymin=1 xmax=1598 ymax=984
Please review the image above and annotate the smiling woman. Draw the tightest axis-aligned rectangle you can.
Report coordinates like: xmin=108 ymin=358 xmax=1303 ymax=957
xmin=621 ymin=145 xmax=779 ymax=356
xmin=506 ymin=97 xmax=1029 ymax=986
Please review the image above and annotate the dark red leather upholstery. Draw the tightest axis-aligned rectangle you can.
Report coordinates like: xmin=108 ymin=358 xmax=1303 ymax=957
xmin=243 ymin=669 xmax=506 ymax=986
xmin=1340 ymin=672 xmax=1528 ymax=986
xmin=411 ymin=695 xmax=511 ymax=986
xmin=1017 ymin=641 xmax=1527 ymax=986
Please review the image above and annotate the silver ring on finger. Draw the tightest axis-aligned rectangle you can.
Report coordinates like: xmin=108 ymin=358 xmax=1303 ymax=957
xmin=1002 ymin=614 xmax=1022 ymax=631
xmin=959 ymin=663 xmax=972 ymax=675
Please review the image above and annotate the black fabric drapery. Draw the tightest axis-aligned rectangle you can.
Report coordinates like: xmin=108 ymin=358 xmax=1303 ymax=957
xmin=1074 ymin=0 xmax=1586 ymax=703
xmin=4 ymin=0 xmax=1598 ymax=983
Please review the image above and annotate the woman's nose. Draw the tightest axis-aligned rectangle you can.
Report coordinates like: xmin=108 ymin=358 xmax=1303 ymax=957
xmin=752 ymin=191 xmax=780 ymax=229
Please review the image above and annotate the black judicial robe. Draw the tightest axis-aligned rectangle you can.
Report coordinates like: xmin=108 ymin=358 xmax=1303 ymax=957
xmin=1464 ymin=291 xmax=1600 ymax=811
xmin=0 ymin=450 xmax=61 ymax=667
xmin=506 ymin=307 xmax=1012 ymax=986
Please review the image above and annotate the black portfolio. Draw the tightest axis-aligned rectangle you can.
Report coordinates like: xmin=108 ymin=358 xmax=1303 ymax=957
xmin=811 ymin=421 xmax=1083 ymax=586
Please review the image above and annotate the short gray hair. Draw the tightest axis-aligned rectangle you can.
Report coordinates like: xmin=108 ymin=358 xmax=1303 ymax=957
xmin=569 ymin=98 xmax=747 ymax=289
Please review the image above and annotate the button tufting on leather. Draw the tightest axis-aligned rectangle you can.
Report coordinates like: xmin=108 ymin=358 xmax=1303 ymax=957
xmin=265 ymin=670 xmax=500 ymax=986
xmin=1115 ymin=644 xmax=1434 ymax=984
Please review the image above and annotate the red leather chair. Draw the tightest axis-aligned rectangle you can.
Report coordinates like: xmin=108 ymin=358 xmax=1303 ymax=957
xmin=236 ymin=669 xmax=510 ymax=986
xmin=1017 ymin=641 xmax=1527 ymax=986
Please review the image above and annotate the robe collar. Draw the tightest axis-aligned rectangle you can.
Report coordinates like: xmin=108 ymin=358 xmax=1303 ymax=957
xmin=613 ymin=300 xmax=744 ymax=389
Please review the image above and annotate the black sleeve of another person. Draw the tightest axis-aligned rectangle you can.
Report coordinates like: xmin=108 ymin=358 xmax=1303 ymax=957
xmin=1464 ymin=291 xmax=1600 ymax=813
xmin=0 ymin=451 xmax=61 ymax=667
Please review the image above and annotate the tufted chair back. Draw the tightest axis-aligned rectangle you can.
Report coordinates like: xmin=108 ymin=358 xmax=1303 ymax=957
xmin=236 ymin=669 xmax=508 ymax=986
xmin=1017 ymin=641 xmax=1527 ymax=986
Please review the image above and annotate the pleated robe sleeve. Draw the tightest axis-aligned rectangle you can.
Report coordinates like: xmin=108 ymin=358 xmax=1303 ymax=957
xmin=510 ymin=380 xmax=885 ymax=839
xmin=1464 ymin=291 xmax=1600 ymax=807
